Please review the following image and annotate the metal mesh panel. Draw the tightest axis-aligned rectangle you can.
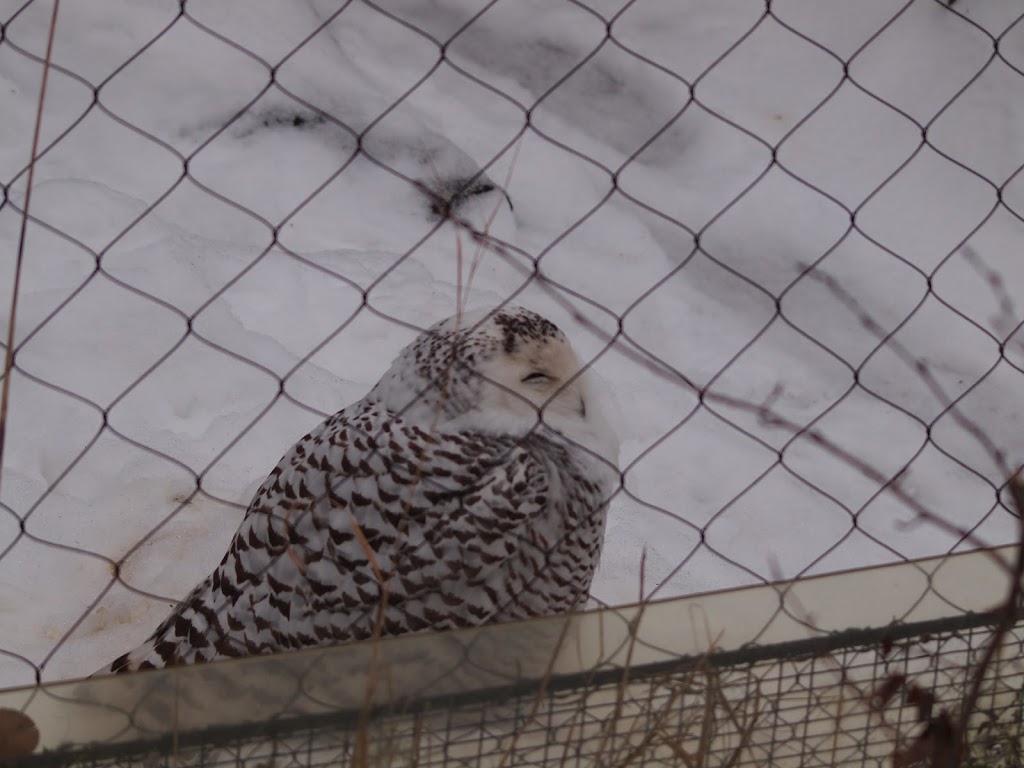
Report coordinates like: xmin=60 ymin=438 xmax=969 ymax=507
xmin=1 ymin=0 xmax=1023 ymax=764
xmin=2 ymin=548 xmax=1022 ymax=767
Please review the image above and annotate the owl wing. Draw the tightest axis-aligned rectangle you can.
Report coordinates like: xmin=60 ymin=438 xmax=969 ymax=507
xmin=107 ymin=399 xmax=598 ymax=673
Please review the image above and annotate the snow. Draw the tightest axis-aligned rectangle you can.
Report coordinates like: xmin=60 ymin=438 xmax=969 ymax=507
xmin=0 ymin=0 xmax=1022 ymax=690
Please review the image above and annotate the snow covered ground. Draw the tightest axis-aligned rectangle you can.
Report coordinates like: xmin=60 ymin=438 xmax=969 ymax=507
xmin=0 ymin=0 xmax=1022 ymax=689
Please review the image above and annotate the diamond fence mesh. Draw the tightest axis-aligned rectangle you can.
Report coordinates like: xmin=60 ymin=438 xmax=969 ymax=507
xmin=1 ymin=0 xmax=1023 ymax=764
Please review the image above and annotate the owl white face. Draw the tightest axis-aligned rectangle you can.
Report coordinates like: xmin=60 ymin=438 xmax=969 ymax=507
xmin=475 ymin=331 xmax=590 ymax=427
xmin=372 ymin=306 xmax=619 ymax=466
xmin=462 ymin=310 xmax=618 ymax=467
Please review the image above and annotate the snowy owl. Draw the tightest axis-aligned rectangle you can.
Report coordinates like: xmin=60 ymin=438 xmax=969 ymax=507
xmin=105 ymin=306 xmax=618 ymax=674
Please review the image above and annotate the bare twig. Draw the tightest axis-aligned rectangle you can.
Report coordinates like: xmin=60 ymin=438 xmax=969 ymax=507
xmin=0 ymin=0 xmax=61 ymax=498
xmin=804 ymin=266 xmax=1013 ymax=479
xmin=959 ymin=246 xmax=1019 ymax=347
xmin=944 ymin=472 xmax=1024 ymax=766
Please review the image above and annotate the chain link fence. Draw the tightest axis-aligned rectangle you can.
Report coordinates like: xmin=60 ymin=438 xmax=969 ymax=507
xmin=1 ymin=0 xmax=1023 ymax=764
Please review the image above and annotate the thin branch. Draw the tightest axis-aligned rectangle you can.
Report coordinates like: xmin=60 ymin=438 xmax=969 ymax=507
xmin=804 ymin=266 xmax=1013 ymax=479
xmin=0 ymin=0 xmax=61 ymax=495
xmin=945 ymin=472 xmax=1024 ymax=766
xmin=960 ymin=245 xmax=1019 ymax=347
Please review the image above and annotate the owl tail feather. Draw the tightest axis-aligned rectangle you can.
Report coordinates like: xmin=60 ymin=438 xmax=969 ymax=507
xmin=99 ymin=639 xmax=169 ymax=676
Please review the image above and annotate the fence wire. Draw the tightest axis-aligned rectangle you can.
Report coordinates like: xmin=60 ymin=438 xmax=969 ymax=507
xmin=2 ymin=571 xmax=1023 ymax=768
xmin=0 ymin=0 xmax=1023 ymax=764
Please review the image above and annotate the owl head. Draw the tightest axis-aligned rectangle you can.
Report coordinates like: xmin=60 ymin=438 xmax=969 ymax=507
xmin=371 ymin=306 xmax=618 ymax=466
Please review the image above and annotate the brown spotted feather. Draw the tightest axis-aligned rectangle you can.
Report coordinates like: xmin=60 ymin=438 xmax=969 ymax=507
xmin=105 ymin=307 xmax=617 ymax=674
